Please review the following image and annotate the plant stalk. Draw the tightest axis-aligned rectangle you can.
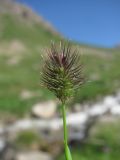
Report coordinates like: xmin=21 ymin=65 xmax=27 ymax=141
xmin=62 ymin=103 xmax=72 ymax=160
xmin=62 ymin=103 xmax=68 ymax=148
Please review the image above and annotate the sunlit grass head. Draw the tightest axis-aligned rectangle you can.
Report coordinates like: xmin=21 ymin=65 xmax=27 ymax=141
xmin=41 ymin=41 xmax=84 ymax=103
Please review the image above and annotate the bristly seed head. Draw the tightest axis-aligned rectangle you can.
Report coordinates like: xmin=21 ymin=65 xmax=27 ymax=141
xmin=40 ymin=42 xmax=84 ymax=103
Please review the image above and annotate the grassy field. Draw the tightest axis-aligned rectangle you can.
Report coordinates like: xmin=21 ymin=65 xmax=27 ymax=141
xmin=0 ymin=13 xmax=120 ymax=117
xmin=0 ymin=49 xmax=120 ymax=117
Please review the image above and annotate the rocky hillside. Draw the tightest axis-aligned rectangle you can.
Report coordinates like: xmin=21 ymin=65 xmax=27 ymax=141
xmin=0 ymin=0 xmax=60 ymax=56
xmin=0 ymin=0 xmax=59 ymax=36
xmin=0 ymin=0 xmax=120 ymax=118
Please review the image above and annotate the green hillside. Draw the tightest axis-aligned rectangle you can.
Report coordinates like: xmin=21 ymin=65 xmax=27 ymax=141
xmin=0 ymin=0 xmax=120 ymax=118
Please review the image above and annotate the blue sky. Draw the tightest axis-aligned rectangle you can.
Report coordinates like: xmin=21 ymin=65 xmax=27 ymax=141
xmin=18 ymin=0 xmax=120 ymax=47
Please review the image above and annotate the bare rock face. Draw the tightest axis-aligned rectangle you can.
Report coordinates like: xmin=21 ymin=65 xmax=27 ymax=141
xmin=32 ymin=101 xmax=57 ymax=119
xmin=20 ymin=90 xmax=35 ymax=100
xmin=15 ymin=151 xmax=52 ymax=160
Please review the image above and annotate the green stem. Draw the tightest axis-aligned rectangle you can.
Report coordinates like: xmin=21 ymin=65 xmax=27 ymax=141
xmin=62 ymin=102 xmax=68 ymax=148
xmin=61 ymin=102 xmax=73 ymax=160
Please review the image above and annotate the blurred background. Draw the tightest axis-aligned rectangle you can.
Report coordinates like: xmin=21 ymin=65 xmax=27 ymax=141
xmin=0 ymin=0 xmax=120 ymax=160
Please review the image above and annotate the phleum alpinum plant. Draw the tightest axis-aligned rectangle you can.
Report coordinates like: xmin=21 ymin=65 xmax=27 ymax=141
xmin=40 ymin=41 xmax=84 ymax=160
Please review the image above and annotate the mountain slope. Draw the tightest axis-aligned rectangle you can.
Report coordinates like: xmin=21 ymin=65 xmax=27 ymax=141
xmin=0 ymin=0 xmax=120 ymax=118
xmin=0 ymin=0 xmax=60 ymax=50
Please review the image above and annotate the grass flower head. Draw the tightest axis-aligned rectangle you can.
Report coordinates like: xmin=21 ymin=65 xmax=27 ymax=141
xmin=41 ymin=42 xmax=84 ymax=103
